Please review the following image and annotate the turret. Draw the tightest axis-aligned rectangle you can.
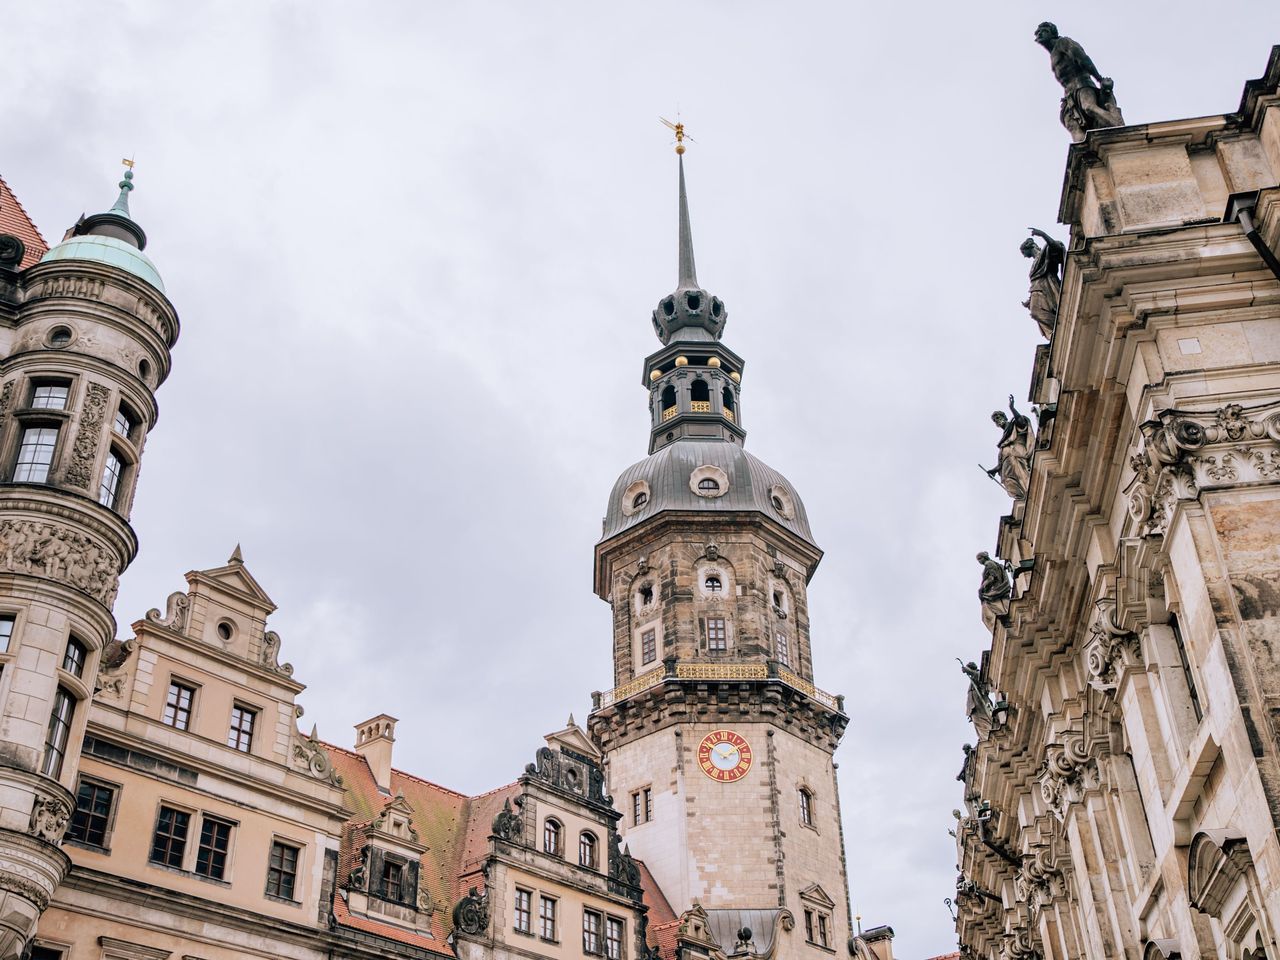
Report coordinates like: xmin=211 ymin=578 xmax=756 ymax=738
xmin=0 ymin=166 xmax=177 ymax=959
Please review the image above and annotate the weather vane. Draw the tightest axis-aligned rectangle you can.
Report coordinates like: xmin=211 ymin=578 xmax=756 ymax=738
xmin=659 ymin=116 xmax=695 ymax=155
xmin=122 ymin=156 xmax=135 ymax=171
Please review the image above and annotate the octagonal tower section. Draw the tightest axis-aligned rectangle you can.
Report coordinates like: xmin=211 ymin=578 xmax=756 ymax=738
xmin=0 ymin=169 xmax=178 ymax=959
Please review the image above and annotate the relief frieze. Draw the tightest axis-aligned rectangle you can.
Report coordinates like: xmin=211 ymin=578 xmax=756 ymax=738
xmin=0 ymin=519 xmax=120 ymax=606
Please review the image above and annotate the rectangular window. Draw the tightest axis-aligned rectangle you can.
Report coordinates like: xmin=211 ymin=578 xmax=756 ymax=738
xmin=150 ymin=805 xmax=191 ymax=868
xmin=776 ymin=632 xmax=790 ymax=668
xmin=382 ymin=859 xmax=404 ymax=901
xmin=227 ymin=704 xmax=256 ymax=752
xmin=0 ymin=614 xmax=15 ymax=654
xmin=1170 ymin=615 xmax=1203 ymax=722
xmin=61 ymin=636 xmax=86 ymax=677
xmin=41 ymin=687 xmax=75 ymax=778
xmin=804 ymin=910 xmax=814 ymax=943
xmin=707 ymin=618 xmax=727 ymax=653
xmin=113 ymin=408 xmax=134 ymax=439
xmin=68 ymin=778 xmax=115 ymax=848
xmin=799 ymin=788 xmax=814 ymax=827
xmin=539 ymin=895 xmax=557 ymax=941
xmin=266 ymin=840 xmax=299 ymax=900
xmin=513 ymin=888 xmax=532 ymax=934
xmin=606 ymin=917 xmax=624 ymax=960
xmin=194 ymin=817 xmax=233 ymax=880
xmin=641 ymin=629 xmax=656 ymax=666
xmin=30 ymin=383 xmax=69 ymax=410
xmin=99 ymin=450 xmax=124 ymax=508
xmin=817 ymin=914 xmax=829 ymax=948
xmin=583 ymin=909 xmax=602 ymax=955
xmin=14 ymin=426 xmax=59 ymax=483
xmin=644 ymin=787 xmax=653 ymax=822
xmin=163 ymin=681 xmax=195 ymax=729
xmin=632 ymin=791 xmax=641 ymax=826
xmin=29 ymin=948 xmax=64 ymax=960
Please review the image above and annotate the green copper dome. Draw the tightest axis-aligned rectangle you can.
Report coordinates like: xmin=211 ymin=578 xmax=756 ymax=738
xmin=40 ymin=235 xmax=165 ymax=293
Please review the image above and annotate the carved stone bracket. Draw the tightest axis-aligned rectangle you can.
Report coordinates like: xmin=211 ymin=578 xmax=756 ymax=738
xmin=1039 ymin=735 xmax=1100 ymax=821
xmin=491 ymin=797 xmax=524 ymax=843
xmin=1013 ymin=844 xmax=1065 ymax=913
xmin=292 ymin=727 xmax=344 ymax=787
xmin=0 ymin=519 xmax=120 ymax=606
xmin=1084 ymin=596 xmax=1143 ymax=695
xmin=452 ymin=886 xmax=489 ymax=936
xmin=261 ymin=630 xmax=294 ymax=677
xmin=145 ymin=591 xmax=190 ymax=633
xmin=28 ymin=792 xmax=72 ymax=845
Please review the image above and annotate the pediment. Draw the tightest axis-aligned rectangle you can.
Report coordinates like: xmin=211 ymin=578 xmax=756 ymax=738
xmin=186 ymin=553 xmax=277 ymax=613
xmin=544 ymin=716 xmax=600 ymax=760
xmin=798 ymin=883 xmax=836 ymax=908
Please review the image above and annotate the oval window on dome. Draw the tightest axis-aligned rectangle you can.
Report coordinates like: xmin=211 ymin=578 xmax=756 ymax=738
xmin=689 ymin=464 xmax=729 ymax=499
xmin=622 ymin=480 xmax=652 ymax=517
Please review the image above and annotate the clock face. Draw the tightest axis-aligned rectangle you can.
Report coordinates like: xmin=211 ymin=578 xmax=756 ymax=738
xmin=697 ymin=729 xmax=753 ymax=782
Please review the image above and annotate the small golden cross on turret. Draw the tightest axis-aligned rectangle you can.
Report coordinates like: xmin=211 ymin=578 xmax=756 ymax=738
xmin=659 ymin=116 xmax=689 ymax=155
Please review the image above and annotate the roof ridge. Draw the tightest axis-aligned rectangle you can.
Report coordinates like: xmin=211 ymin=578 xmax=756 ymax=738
xmin=469 ymin=780 xmax=520 ymax=800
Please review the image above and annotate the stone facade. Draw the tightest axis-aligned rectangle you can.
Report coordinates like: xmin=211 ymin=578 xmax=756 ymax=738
xmin=956 ymin=46 xmax=1280 ymax=960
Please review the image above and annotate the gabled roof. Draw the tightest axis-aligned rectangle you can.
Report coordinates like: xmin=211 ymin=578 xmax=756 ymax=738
xmin=0 ymin=175 xmax=48 ymax=269
xmin=186 ymin=553 xmax=277 ymax=612
xmin=798 ymin=882 xmax=836 ymax=908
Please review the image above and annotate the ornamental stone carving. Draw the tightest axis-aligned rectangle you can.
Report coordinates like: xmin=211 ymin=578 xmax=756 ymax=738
xmin=1084 ymin=596 xmax=1143 ymax=695
xmin=64 ymin=382 xmax=110 ymax=490
xmin=1034 ymin=22 xmax=1125 ymax=141
xmin=1039 ymin=735 xmax=1098 ymax=821
xmin=292 ymin=727 xmax=344 ymax=787
xmin=452 ymin=886 xmax=489 ymax=936
xmin=261 ymin=630 xmax=294 ymax=676
xmin=491 ymin=797 xmax=523 ymax=843
xmin=145 ymin=591 xmax=190 ymax=633
xmin=977 ymin=552 xmax=1012 ymax=630
xmin=524 ymin=746 xmax=610 ymax=807
xmin=0 ymin=519 xmax=119 ymax=606
xmin=1014 ymin=844 xmax=1065 ymax=911
xmin=984 ymin=397 xmax=1035 ymax=499
xmin=28 ymin=793 xmax=72 ymax=845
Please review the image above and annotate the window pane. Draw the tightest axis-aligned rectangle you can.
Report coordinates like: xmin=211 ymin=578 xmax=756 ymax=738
xmin=641 ymin=629 xmax=656 ymax=665
xmin=150 ymin=806 xmax=190 ymax=867
xmin=606 ymin=918 xmax=624 ymax=960
xmin=514 ymin=888 xmax=532 ymax=933
xmin=163 ymin=682 xmax=194 ymax=730
xmin=113 ymin=409 xmax=134 ymax=439
xmin=543 ymin=820 xmax=561 ymax=856
xmin=195 ymin=818 xmax=232 ymax=880
xmin=0 ymin=615 xmax=14 ymax=654
xmin=579 ymin=832 xmax=596 ymax=869
xmin=267 ymin=840 xmax=299 ymax=899
xmin=68 ymin=779 xmax=115 ymax=847
xmin=540 ymin=896 xmax=557 ymax=940
xmin=708 ymin=618 xmax=727 ymax=652
xmin=14 ymin=427 xmax=59 ymax=483
xmin=227 ymin=705 xmax=255 ymax=752
xmin=644 ymin=787 xmax=652 ymax=822
xmin=583 ymin=909 xmax=601 ymax=954
xmin=776 ymin=632 xmax=790 ymax=668
xmin=99 ymin=451 xmax=124 ymax=507
xmin=61 ymin=637 xmax=86 ymax=677
xmin=382 ymin=860 xmax=403 ymax=900
xmin=41 ymin=687 xmax=75 ymax=778
xmin=30 ymin=384 xmax=69 ymax=410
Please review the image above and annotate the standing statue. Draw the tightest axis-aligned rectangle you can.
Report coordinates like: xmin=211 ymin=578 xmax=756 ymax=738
xmin=1035 ymin=22 xmax=1125 ymax=141
xmin=977 ymin=552 xmax=1012 ymax=630
xmin=982 ymin=396 xmax=1034 ymax=500
xmin=1021 ymin=228 xmax=1065 ymax=339
xmin=957 ymin=743 xmax=975 ymax=784
xmin=958 ymin=659 xmax=992 ymax=723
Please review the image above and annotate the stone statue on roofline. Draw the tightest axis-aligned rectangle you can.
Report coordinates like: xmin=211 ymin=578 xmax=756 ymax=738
xmin=977 ymin=552 xmax=1012 ymax=630
xmin=1035 ymin=22 xmax=1125 ymax=141
xmin=982 ymin=396 xmax=1034 ymax=500
xmin=958 ymin=659 xmax=993 ymax=735
xmin=1021 ymin=228 xmax=1065 ymax=339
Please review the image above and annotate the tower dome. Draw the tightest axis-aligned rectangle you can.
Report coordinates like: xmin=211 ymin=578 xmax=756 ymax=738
xmin=39 ymin=167 xmax=164 ymax=292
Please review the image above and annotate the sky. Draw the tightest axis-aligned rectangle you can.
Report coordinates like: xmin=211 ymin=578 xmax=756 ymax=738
xmin=2 ymin=2 xmax=1275 ymax=955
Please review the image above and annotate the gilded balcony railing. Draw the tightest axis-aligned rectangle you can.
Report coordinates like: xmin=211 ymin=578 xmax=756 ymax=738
xmin=593 ymin=661 xmax=842 ymax=712
xmin=724 ymin=409 xmax=735 ymax=423
xmin=689 ymin=401 xmax=712 ymax=413
xmin=662 ymin=406 xmax=677 ymax=421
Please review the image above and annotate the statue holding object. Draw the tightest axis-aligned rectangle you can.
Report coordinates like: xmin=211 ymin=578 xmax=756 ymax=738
xmin=982 ymin=396 xmax=1034 ymax=500
xmin=1021 ymin=227 xmax=1065 ymax=339
xmin=1035 ymin=22 xmax=1125 ymax=141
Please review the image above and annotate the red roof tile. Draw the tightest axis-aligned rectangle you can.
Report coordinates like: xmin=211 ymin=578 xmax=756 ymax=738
xmin=635 ymin=860 xmax=676 ymax=926
xmin=648 ymin=918 xmax=682 ymax=960
xmin=333 ymin=890 xmax=453 ymax=956
xmin=0 ymin=175 xmax=48 ymax=269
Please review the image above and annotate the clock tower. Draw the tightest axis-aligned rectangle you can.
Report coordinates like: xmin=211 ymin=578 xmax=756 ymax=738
xmin=588 ymin=154 xmax=852 ymax=959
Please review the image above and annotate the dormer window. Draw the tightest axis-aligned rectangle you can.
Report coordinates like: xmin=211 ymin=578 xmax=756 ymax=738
xmin=381 ymin=859 xmax=404 ymax=900
xmin=30 ymin=382 xmax=69 ymax=410
xmin=632 ymin=491 xmax=648 ymax=509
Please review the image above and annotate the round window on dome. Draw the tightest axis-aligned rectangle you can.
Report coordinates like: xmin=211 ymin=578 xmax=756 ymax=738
xmin=769 ymin=484 xmax=795 ymax=519
xmin=698 ymin=478 xmax=720 ymax=493
xmin=689 ymin=464 xmax=729 ymax=499
xmin=621 ymin=480 xmax=652 ymax=518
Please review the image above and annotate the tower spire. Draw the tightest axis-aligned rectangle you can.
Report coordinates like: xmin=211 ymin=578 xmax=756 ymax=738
xmin=109 ymin=159 xmax=135 ymax=217
xmin=678 ymin=155 xmax=697 ymax=289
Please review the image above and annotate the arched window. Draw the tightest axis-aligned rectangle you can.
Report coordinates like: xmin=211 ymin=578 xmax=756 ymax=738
xmin=690 ymin=379 xmax=710 ymax=412
xmin=543 ymin=819 xmax=563 ymax=857
xmin=579 ymin=831 xmax=597 ymax=869
xmin=704 ymin=575 xmax=723 ymax=593
xmin=799 ymin=787 xmax=814 ymax=827
xmin=722 ymin=387 xmax=736 ymax=422
xmin=698 ymin=477 xmax=720 ymax=493
xmin=661 ymin=385 xmax=677 ymax=421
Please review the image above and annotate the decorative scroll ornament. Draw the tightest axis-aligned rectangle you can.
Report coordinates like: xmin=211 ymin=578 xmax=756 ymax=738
xmin=1014 ymin=844 xmax=1065 ymax=911
xmin=1003 ymin=926 xmax=1042 ymax=960
xmin=64 ymin=382 xmax=110 ymax=489
xmin=491 ymin=797 xmax=523 ymax=843
xmin=1039 ymin=735 xmax=1098 ymax=821
xmin=0 ymin=519 xmax=119 ymax=605
xmin=452 ymin=886 xmax=489 ymax=936
xmin=607 ymin=831 xmax=643 ymax=900
xmin=524 ymin=746 xmax=610 ymax=807
xmin=95 ymin=638 xmax=136 ymax=699
xmin=261 ymin=630 xmax=294 ymax=676
xmin=1084 ymin=595 xmax=1143 ymax=695
xmin=29 ymin=792 xmax=72 ymax=844
xmin=292 ymin=726 xmax=344 ymax=787
xmin=145 ymin=591 xmax=191 ymax=633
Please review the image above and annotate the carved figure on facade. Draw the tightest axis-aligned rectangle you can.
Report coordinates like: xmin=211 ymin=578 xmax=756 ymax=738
xmin=451 ymin=886 xmax=489 ymax=936
xmin=491 ymin=796 xmax=524 ymax=843
xmin=1034 ymin=22 xmax=1125 ymax=140
xmin=983 ymin=397 xmax=1034 ymax=500
xmin=28 ymin=793 xmax=72 ymax=845
xmin=292 ymin=726 xmax=344 ymax=787
xmin=261 ymin=630 xmax=294 ymax=676
xmin=95 ymin=638 xmax=135 ymax=699
xmin=1021 ymin=229 xmax=1066 ymax=339
xmin=63 ymin=382 xmax=110 ymax=490
xmin=977 ymin=552 xmax=1012 ymax=629
xmin=959 ymin=659 xmax=995 ymax=738
xmin=524 ymin=745 xmax=611 ymax=807
xmin=1084 ymin=595 xmax=1143 ymax=695
xmin=346 ymin=847 xmax=367 ymax=891
xmin=145 ymin=591 xmax=190 ymax=633
xmin=0 ymin=519 xmax=119 ymax=605
xmin=957 ymin=743 xmax=975 ymax=784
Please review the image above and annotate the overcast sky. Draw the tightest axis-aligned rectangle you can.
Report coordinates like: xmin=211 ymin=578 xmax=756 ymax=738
xmin=4 ymin=3 xmax=1275 ymax=955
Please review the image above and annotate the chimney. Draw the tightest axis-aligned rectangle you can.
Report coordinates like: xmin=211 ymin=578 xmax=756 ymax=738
xmin=860 ymin=926 xmax=895 ymax=960
xmin=354 ymin=714 xmax=397 ymax=792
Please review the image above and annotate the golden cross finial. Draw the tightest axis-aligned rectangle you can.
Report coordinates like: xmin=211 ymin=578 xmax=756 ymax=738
xmin=659 ymin=116 xmax=691 ymax=155
xmin=121 ymin=157 xmax=135 ymax=170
